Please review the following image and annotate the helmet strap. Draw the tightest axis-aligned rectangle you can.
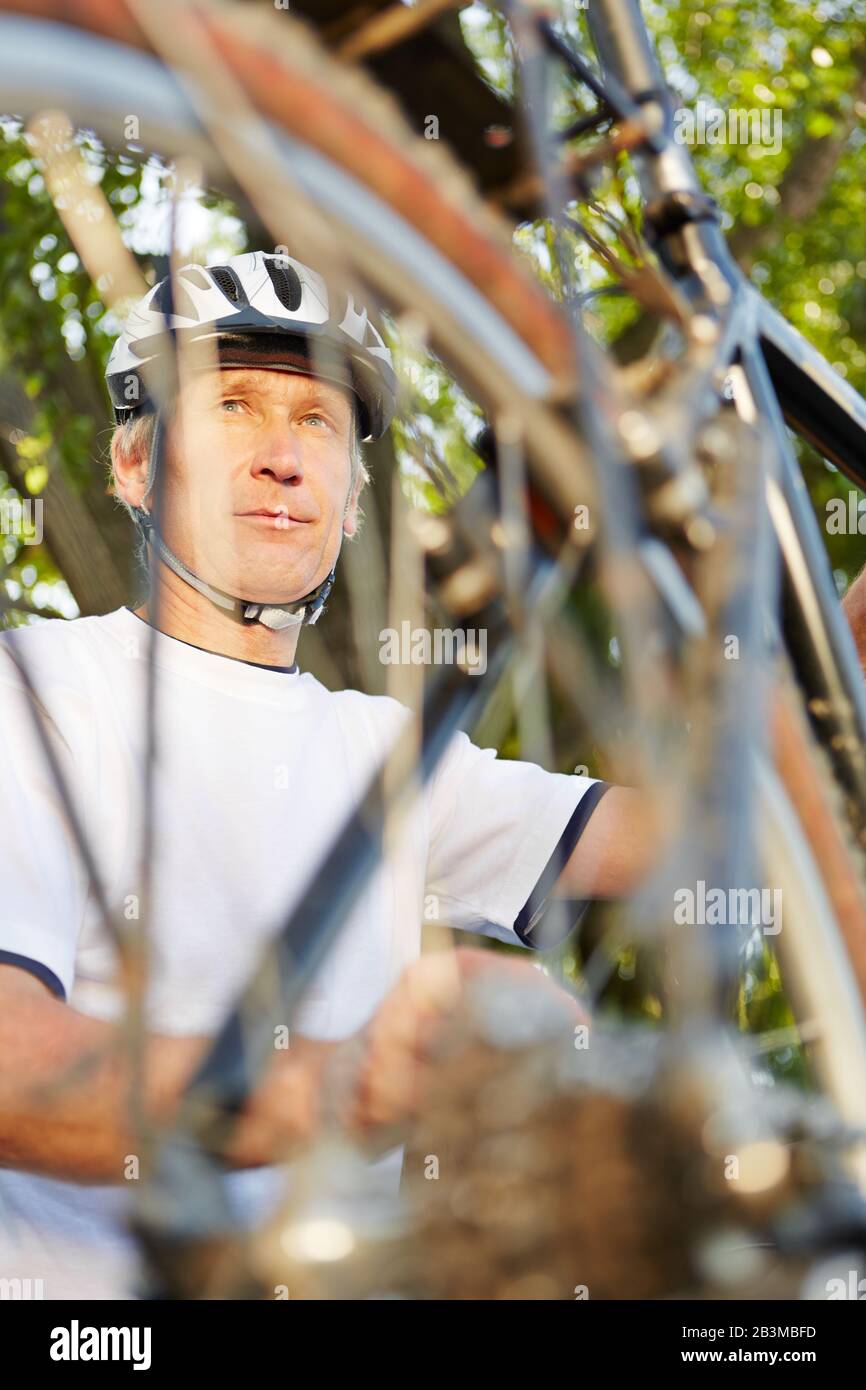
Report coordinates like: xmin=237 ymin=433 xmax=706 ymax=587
xmin=134 ymin=420 xmax=336 ymax=629
xmin=134 ymin=508 xmax=336 ymax=630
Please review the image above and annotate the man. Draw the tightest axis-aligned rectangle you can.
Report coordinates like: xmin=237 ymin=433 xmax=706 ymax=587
xmin=0 ymin=250 xmax=655 ymax=1299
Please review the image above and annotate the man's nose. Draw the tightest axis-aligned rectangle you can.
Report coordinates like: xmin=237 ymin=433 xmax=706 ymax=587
xmin=250 ymin=424 xmax=305 ymax=485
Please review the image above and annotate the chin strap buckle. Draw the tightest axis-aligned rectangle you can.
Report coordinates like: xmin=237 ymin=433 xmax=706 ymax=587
xmin=243 ymin=603 xmax=305 ymax=631
xmin=134 ymin=505 xmax=337 ymax=630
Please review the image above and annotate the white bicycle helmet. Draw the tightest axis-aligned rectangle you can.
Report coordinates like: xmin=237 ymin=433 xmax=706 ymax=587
xmin=106 ymin=251 xmax=397 ymax=630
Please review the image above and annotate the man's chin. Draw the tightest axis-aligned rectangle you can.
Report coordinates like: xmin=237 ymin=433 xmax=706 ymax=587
xmin=216 ymin=542 xmax=317 ymax=599
xmin=217 ymin=562 xmax=327 ymax=606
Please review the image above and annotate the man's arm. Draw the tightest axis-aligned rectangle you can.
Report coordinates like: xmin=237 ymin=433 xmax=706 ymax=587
xmin=553 ymin=784 xmax=668 ymax=900
xmin=843 ymin=565 xmax=866 ymax=677
xmin=0 ymin=965 xmax=333 ymax=1183
xmin=0 ymin=949 xmax=586 ymax=1184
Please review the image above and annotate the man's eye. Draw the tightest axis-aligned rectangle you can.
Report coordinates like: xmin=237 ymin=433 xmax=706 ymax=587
xmin=220 ymin=398 xmax=244 ymax=413
xmin=301 ymin=412 xmax=330 ymax=428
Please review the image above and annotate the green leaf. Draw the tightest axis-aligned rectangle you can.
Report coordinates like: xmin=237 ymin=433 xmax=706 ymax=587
xmin=15 ymin=433 xmax=47 ymax=461
xmin=805 ymin=110 xmax=838 ymax=138
xmin=24 ymin=463 xmax=49 ymax=494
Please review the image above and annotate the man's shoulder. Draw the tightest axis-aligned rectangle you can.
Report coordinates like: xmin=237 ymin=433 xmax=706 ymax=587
xmin=321 ymin=687 xmax=481 ymax=776
xmin=0 ymin=609 xmax=128 ymax=687
xmin=321 ymin=684 xmax=412 ymax=751
xmin=324 ymin=683 xmax=412 ymax=726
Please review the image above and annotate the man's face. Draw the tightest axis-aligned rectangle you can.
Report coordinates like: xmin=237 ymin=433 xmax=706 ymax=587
xmin=158 ymin=366 xmax=360 ymax=605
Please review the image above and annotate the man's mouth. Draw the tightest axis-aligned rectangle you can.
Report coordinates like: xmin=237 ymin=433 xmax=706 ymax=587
xmin=237 ymin=508 xmax=313 ymax=531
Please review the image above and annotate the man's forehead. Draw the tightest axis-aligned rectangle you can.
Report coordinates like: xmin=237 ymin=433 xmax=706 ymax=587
xmin=207 ymin=367 xmax=347 ymax=394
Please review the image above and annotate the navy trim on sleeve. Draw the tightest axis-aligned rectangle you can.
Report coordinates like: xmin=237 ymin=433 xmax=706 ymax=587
xmin=0 ymin=950 xmax=66 ymax=1000
xmin=513 ymin=780 xmax=613 ymax=950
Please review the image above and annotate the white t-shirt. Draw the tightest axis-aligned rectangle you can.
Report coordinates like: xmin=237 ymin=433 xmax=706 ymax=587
xmin=0 ymin=607 xmax=607 ymax=1299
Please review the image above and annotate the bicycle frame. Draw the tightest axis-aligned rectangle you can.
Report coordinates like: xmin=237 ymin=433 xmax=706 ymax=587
xmin=579 ymin=0 xmax=866 ymax=1188
xmin=584 ymin=0 xmax=866 ymax=840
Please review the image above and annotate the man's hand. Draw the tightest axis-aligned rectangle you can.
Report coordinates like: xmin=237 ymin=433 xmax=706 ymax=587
xmin=340 ymin=947 xmax=587 ymax=1140
xmin=0 ymin=951 xmax=585 ymax=1180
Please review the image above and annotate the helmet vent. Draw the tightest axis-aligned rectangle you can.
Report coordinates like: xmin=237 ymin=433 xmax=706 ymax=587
xmin=151 ymin=277 xmax=199 ymax=322
xmin=180 ymin=267 xmax=210 ymax=291
xmin=209 ymin=265 xmax=246 ymax=306
xmin=264 ymin=257 xmax=303 ymax=312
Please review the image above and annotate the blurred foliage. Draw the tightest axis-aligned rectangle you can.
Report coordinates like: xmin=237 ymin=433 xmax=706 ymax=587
xmin=2 ymin=1 xmax=866 ymax=1070
xmin=0 ymin=116 xmax=245 ymax=620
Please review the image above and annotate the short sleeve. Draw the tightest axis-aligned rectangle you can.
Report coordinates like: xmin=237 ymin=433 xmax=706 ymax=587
xmin=425 ymin=729 xmax=610 ymax=950
xmin=0 ymin=656 xmax=86 ymax=999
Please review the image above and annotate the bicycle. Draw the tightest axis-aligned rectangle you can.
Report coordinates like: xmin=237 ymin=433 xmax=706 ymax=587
xmin=1 ymin=0 xmax=866 ymax=1300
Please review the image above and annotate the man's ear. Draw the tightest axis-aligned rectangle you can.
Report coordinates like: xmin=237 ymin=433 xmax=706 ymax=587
xmin=342 ymin=472 xmax=364 ymax=539
xmin=110 ymin=428 xmax=151 ymax=511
